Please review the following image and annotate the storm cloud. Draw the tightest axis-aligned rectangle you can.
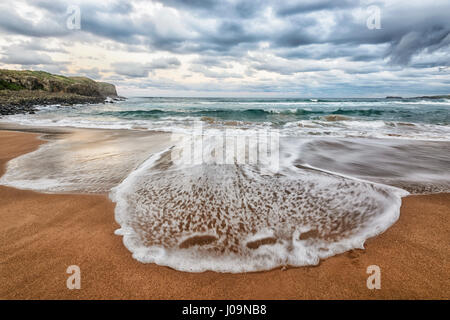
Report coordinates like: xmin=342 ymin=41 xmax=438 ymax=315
xmin=0 ymin=0 xmax=448 ymax=97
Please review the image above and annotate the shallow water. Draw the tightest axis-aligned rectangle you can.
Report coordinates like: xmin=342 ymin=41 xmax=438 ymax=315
xmin=0 ymin=129 xmax=171 ymax=193
xmin=0 ymin=97 xmax=449 ymax=272
xmin=111 ymin=144 xmax=407 ymax=272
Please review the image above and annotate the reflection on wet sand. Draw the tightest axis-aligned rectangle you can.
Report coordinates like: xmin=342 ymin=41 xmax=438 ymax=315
xmin=0 ymin=128 xmax=171 ymax=193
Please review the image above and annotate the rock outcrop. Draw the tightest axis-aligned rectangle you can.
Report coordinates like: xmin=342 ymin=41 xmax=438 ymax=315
xmin=0 ymin=70 xmax=118 ymax=98
xmin=0 ymin=69 xmax=120 ymax=115
xmin=97 ymin=82 xmax=118 ymax=98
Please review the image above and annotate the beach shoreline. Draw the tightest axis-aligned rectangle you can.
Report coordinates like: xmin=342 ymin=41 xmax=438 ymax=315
xmin=0 ymin=129 xmax=448 ymax=299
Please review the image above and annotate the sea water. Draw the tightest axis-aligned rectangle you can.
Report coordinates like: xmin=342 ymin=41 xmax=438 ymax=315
xmin=0 ymin=97 xmax=449 ymax=272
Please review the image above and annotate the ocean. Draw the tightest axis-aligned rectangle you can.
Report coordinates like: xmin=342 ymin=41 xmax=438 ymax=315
xmin=3 ymin=97 xmax=450 ymax=139
xmin=0 ymin=97 xmax=449 ymax=272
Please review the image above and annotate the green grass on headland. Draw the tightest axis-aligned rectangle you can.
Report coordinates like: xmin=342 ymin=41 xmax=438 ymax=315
xmin=0 ymin=79 xmax=26 ymax=91
xmin=0 ymin=69 xmax=117 ymax=98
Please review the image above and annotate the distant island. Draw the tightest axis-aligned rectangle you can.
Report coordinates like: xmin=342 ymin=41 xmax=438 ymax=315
xmin=386 ymin=95 xmax=450 ymax=99
xmin=0 ymin=69 xmax=120 ymax=115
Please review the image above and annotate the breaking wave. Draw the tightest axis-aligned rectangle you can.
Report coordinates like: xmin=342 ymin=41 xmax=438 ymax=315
xmin=109 ymin=138 xmax=409 ymax=272
xmin=1 ymin=96 xmax=449 ymax=272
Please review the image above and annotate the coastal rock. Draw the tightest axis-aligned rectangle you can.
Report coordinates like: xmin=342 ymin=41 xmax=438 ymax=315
xmin=97 ymin=82 xmax=118 ymax=98
xmin=66 ymin=82 xmax=101 ymax=97
xmin=0 ymin=69 xmax=119 ymax=115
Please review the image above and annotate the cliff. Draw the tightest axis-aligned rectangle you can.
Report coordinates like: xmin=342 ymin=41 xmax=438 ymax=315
xmin=0 ymin=69 xmax=119 ymax=115
xmin=0 ymin=70 xmax=117 ymax=98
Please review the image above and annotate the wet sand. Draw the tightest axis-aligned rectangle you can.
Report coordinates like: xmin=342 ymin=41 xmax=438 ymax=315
xmin=0 ymin=130 xmax=448 ymax=299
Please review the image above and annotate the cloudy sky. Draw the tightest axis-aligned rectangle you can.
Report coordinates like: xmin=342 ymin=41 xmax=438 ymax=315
xmin=0 ymin=0 xmax=449 ymax=97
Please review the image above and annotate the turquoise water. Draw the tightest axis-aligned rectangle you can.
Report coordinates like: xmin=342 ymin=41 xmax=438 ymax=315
xmin=94 ymin=97 xmax=450 ymax=125
xmin=3 ymin=96 xmax=449 ymax=140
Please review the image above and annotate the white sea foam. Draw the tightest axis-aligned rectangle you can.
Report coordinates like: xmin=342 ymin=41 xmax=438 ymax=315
xmin=109 ymin=136 xmax=409 ymax=273
xmin=1 ymin=126 xmax=445 ymax=272
xmin=2 ymin=113 xmax=450 ymax=141
xmin=0 ymin=130 xmax=172 ymax=193
xmin=1 ymin=97 xmax=448 ymax=272
xmin=282 ymin=120 xmax=450 ymax=141
xmin=395 ymin=100 xmax=450 ymax=106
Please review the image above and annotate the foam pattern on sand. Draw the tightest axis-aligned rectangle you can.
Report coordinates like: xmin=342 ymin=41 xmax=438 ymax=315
xmin=111 ymin=146 xmax=408 ymax=273
xmin=0 ymin=130 xmax=171 ymax=193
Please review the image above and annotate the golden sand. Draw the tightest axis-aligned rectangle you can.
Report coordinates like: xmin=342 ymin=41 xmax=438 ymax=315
xmin=0 ymin=130 xmax=448 ymax=299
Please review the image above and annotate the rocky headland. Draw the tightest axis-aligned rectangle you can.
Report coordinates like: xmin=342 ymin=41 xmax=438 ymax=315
xmin=0 ymin=69 xmax=121 ymax=116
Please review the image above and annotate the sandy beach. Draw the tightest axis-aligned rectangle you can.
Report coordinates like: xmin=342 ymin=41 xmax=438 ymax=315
xmin=0 ymin=129 xmax=448 ymax=299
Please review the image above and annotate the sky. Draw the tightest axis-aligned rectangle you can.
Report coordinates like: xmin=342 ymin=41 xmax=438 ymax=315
xmin=0 ymin=0 xmax=449 ymax=97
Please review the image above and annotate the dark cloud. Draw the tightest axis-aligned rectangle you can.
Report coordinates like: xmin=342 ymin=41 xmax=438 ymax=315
xmin=0 ymin=0 xmax=449 ymax=95
xmin=189 ymin=65 xmax=243 ymax=79
xmin=387 ymin=28 xmax=450 ymax=65
xmin=154 ymin=0 xmax=265 ymax=18
xmin=0 ymin=51 xmax=55 ymax=65
xmin=251 ymin=59 xmax=328 ymax=75
xmin=276 ymin=0 xmax=356 ymax=16
xmin=112 ymin=62 xmax=150 ymax=78
xmin=1 ymin=0 xmax=448 ymax=67
xmin=0 ymin=43 xmax=65 ymax=66
xmin=191 ymin=56 xmax=230 ymax=68
xmin=1 ymin=40 xmax=68 ymax=55
xmin=112 ymin=57 xmax=181 ymax=78
xmin=233 ymin=0 xmax=267 ymax=19
xmin=0 ymin=5 xmax=67 ymax=38
xmin=148 ymin=57 xmax=181 ymax=68
xmin=155 ymin=0 xmax=218 ymax=10
xmin=23 ymin=42 xmax=69 ymax=54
